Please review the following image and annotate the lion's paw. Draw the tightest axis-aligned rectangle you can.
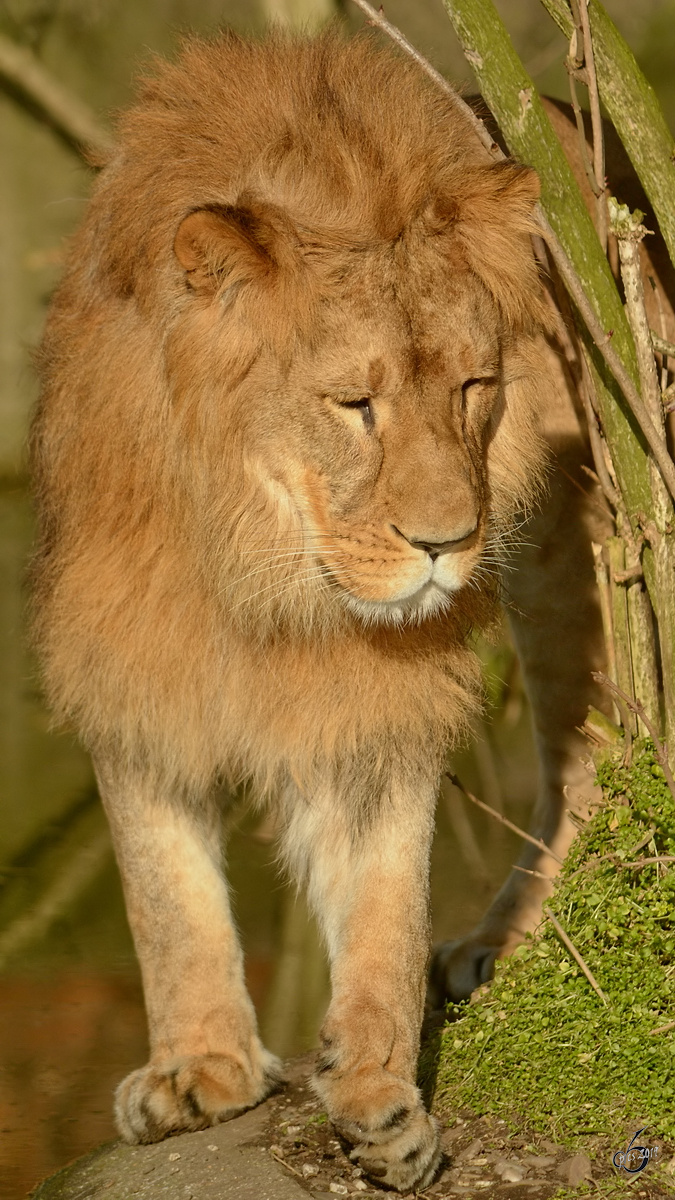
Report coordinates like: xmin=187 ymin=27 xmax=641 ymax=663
xmin=427 ymin=935 xmax=499 ymax=1008
xmin=115 ymin=1049 xmax=283 ymax=1144
xmin=315 ymin=1069 xmax=440 ymax=1191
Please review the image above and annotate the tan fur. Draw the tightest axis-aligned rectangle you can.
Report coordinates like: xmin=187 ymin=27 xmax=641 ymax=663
xmin=32 ymin=31 xmax=562 ymax=1190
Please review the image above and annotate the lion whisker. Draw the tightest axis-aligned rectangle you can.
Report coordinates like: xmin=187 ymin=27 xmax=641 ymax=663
xmin=228 ymin=567 xmax=332 ymax=611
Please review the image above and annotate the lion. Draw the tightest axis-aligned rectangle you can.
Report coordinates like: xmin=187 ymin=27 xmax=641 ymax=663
xmin=30 ymin=29 xmax=643 ymax=1192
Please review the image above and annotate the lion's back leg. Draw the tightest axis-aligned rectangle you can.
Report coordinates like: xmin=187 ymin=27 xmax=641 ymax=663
xmin=95 ymin=758 xmax=282 ymax=1143
xmin=430 ymin=344 xmax=613 ymax=1006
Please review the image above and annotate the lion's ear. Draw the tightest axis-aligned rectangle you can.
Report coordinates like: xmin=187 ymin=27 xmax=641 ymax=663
xmin=174 ymin=199 xmax=300 ymax=296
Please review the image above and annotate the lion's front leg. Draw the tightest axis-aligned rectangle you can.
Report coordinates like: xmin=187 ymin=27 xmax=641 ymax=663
xmin=95 ymin=758 xmax=281 ymax=1144
xmin=281 ymin=773 xmax=441 ymax=1192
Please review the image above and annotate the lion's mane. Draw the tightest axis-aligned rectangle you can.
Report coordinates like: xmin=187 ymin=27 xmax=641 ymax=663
xmin=31 ymin=31 xmax=550 ymax=800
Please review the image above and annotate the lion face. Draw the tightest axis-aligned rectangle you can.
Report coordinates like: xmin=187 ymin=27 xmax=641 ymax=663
xmin=172 ymin=197 xmax=542 ymax=632
xmin=255 ymin=267 xmax=502 ymax=626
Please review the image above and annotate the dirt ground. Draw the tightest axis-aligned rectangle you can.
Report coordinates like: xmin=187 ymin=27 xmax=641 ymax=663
xmin=31 ymin=1052 xmax=675 ymax=1200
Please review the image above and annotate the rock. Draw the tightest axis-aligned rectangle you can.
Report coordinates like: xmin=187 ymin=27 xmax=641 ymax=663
xmin=328 ymin=1184 xmax=348 ymax=1195
xmin=495 ymin=1158 xmax=526 ymax=1182
xmin=557 ymin=1152 xmax=593 ymax=1186
xmin=455 ymin=1137 xmax=483 ymax=1162
xmin=440 ymin=1123 xmax=466 ymax=1147
xmin=540 ymin=1139 xmax=563 ymax=1155
xmin=31 ymin=1099 xmax=310 ymax=1200
xmin=522 ymin=1155 xmax=556 ymax=1168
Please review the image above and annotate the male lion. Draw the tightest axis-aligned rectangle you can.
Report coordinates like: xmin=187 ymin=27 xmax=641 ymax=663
xmin=32 ymin=30 xmax=623 ymax=1192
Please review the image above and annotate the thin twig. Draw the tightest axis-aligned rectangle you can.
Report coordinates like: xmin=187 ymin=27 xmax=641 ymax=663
xmin=649 ymin=1020 xmax=675 ymax=1035
xmin=350 ymin=0 xmax=500 ymax=160
xmin=565 ymin=45 xmax=599 ymax=198
xmin=569 ymin=851 xmax=617 ymax=878
xmin=445 ymin=773 xmax=564 ymax=864
xmin=613 ymin=563 xmax=643 ymax=583
xmin=578 ymin=348 xmax=621 ymax=511
xmin=649 ymin=288 xmax=671 ymax=394
xmin=0 ymin=31 xmax=112 ymax=161
xmin=578 ymin=0 xmax=607 ymax=250
xmin=270 ymin=1151 xmax=303 ymax=1178
xmin=544 ymin=907 xmax=609 ymax=1005
xmin=652 ymin=332 xmax=675 ymax=360
xmin=591 ymin=543 xmax=619 ymax=702
xmin=513 ymin=864 xmax=555 ymax=882
xmin=592 ymin=671 xmax=675 ymax=803
xmin=610 ymin=205 xmax=665 ymax=440
xmin=664 ymin=381 xmax=675 ymax=412
xmin=627 ymin=830 xmax=657 ymax=856
xmin=442 ymin=783 xmax=490 ymax=883
xmin=620 ymin=856 xmax=675 ymax=869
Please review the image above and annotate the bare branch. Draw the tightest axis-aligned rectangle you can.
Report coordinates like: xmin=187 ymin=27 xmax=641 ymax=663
xmin=350 ymin=0 xmax=501 ymax=160
xmin=565 ymin=55 xmax=600 ymax=199
xmin=578 ymin=349 xmax=621 ymax=511
xmin=649 ymin=1020 xmax=675 ymax=1035
xmin=445 ymin=773 xmax=564 ymax=864
xmin=621 ymin=856 xmax=675 ymax=869
xmin=578 ymin=0 xmax=607 ymax=250
xmin=565 ymin=3 xmax=602 ymax=203
xmin=591 ymin=541 xmax=619 ymax=702
xmin=512 ymin=864 xmax=554 ymax=882
xmin=652 ymin=331 xmax=675 ymax=361
xmin=544 ymin=907 xmax=609 ymax=1005
xmin=0 ymin=31 xmax=112 ymax=161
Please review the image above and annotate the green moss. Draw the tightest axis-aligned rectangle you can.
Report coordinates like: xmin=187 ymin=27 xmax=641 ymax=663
xmin=433 ymin=742 xmax=675 ymax=1143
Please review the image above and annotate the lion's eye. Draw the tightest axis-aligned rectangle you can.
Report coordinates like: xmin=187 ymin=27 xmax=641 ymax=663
xmin=339 ymin=397 xmax=374 ymax=431
xmin=461 ymin=376 xmax=498 ymax=406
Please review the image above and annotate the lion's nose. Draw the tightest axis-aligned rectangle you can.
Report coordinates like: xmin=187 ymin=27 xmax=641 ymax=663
xmin=393 ymin=524 xmax=478 ymax=560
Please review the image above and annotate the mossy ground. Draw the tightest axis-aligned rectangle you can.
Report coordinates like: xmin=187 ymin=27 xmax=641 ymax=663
xmin=429 ymin=740 xmax=675 ymax=1192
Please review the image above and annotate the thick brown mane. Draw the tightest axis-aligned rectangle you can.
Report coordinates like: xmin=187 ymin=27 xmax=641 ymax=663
xmin=31 ymin=31 xmax=549 ymax=800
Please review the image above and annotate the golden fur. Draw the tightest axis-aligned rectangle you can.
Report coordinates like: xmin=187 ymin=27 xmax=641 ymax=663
xmin=32 ymin=31 xmax=568 ymax=1191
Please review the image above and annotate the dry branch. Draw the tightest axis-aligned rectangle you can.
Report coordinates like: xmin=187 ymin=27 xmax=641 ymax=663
xmin=652 ymin=333 xmax=675 ymax=361
xmin=446 ymin=773 xmax=564 ymax=865
xmin=513 ymin=864 xmax=554 ymax=882
xmin=577 ymin=0 xmax=607 ymax=250
xmin=0 ymin=30 xmax=112 ymax=161
xmin=621 ymin=856 xmax=675 ymax=869
xmin=649 ymin=1020 xmax=675 ymax=1035
xmin=544 ymin=906 xmax=609 ymax=1005
xmin=350 ymin=0 xmax=500 ymax=160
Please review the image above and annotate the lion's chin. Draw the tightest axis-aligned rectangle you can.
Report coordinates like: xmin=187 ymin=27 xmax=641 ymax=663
xmin=343 ymin=580 xmax=457 ymax=628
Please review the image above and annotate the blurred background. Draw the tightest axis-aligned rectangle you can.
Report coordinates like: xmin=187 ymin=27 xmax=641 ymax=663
xmin=0 ymin=0 xmax=673 ymax=1195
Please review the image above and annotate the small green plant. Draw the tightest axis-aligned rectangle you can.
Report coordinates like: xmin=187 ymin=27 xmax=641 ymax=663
xmin=433 ymin=741 xmax=675 ymax=1144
